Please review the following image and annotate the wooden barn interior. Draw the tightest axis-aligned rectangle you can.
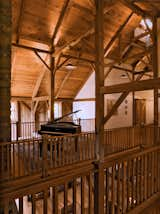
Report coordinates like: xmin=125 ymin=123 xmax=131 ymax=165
xmin=1 ymin=0 xmax=160 ymax=213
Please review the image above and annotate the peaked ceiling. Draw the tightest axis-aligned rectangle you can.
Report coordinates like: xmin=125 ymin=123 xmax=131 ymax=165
xmin=11 ymin=0 xmax=160 ymax=99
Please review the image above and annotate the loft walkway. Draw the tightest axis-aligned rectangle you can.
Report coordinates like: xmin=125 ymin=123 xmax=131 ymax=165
xmin=0 ymin=124 xmax=159 ymax=214
xmin=0 ymin=125 xmax=155 ymax=182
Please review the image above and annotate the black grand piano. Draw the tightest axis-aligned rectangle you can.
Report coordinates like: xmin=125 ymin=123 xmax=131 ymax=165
xmin=38 ymin=110 xmax=81 ymax=136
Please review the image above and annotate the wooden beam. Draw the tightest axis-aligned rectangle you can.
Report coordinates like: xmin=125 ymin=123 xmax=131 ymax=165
xmin=11 ymin=96 xmax=31 ymax=101
xmin=33 ymin=101 xmax=39 ymax=114
xmin=53 ymin=4 xmax=114 ymax=57
xmin=16 ymin=0 xmax=25 ymax=43
xmin=61 ymin=54 xmax=95 ymax=64
xmin=34 ymin=51 xmax=51 ymax=71
xmin=119 ymin=0 xmax=152 ymax=17
xmin=74 ymin=98 xmax=95 ymax=102
xmin=32 ymin=55 xmax=50 ymax=98
xmin=101 ymin=78 xmax=160 ymax=94
xmin=12 ymin=43 xmax=51 ymax=53
xmin=55 ymin=70 xmax=72 ymax=98
xmin=94 ymin=1 xmax=105 ymax=213
xmin=152 ymin=17 xmax=158 ymax=144
xmin=104 ymin=12 xmax=134 ymax=57
xmin=21 ymin=101 xmax=31 ymax=111
xmin=51 ymin=0 xmax=71 ymax=45
xmin=55 ymin=57 xmax=71 ymax=71
xmin=104 ymin=73 xmax=144 ymax=124
xmin=32 ymin=96 xmax=49 ymax=102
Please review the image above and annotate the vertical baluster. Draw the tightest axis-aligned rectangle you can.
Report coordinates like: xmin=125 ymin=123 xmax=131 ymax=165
xmin=144 ymin=154 xmax=147 ymax=200
xmin=23 ymin=141 xmax=25 ymax=176
xmin=154 ymin=151 xmax=158 ymax=193
xmin=122 ymin=162 xmax=126 ymax=213
xmin=73 ymin=178 xmax=77 ymax=214
xmin=117 ymin=163 xmax=121 ymax=214
xmin=151 ymin=152 xmax=154 ymax=195
xmin=1 ymin=145 xmax=4 ymax=178
xmin=43 ymin=189 xmax=48 ymax=214
xmin=54 ymin=139 xmax=57 ymax=168
xmin=64 ymin=183 xmax=68 ymax=214
xmin=7 ymin=144 xmax=10 ymax=179
xmin=81 ymin=176 xmax=85 ymax=214
xmin=32 ymin=193 xmax=36 ymax=214
xmin=136 ymin=157 xmax=140 ymax=205
xmin=19 ymin=197 xmax=23 ymax=214
xmin=4 ymin=198 xmax=9 ymax=214
xmin=28 ymin=141 xmax=31 ymax=175
xmin=112 ymin=165 xmax=116 ymax=214
xmin=106 ymin=168 xmax=109 ymax=214
xmin=32 ymin=139 xmax=35 ymax=172
xmin=141 ymin=155 xmax=144 ymax=203
xmin=50 ymin=139 xmax=53 ymax=169
xmin=89 ymin=173 xmax=93 ymax=214
xmin=12 ymin=143 xmax=15 ymax=178
xmin=147 ymin=153 xmax=151 ymax=198
xmin=52 ymin=187 xmax=58 ymax=214
xmin=18 ymin=142 xmax=20 ymax=177
xmin=127 ymin=160 xmax=130 ymax=211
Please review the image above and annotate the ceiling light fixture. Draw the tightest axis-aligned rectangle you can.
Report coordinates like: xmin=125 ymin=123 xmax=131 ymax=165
xmin=65 ymin=63 xmax=77 ymax=70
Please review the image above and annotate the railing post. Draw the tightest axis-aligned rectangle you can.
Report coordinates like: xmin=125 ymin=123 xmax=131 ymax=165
xmin=94 ymin=162 xmax=104 ymax=214
xmin=42 ymin=135 xmax=48 ymax=178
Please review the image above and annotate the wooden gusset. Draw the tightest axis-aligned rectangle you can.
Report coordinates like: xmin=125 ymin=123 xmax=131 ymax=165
xmin=51 ymin=0 xmax=71 ymax=45
xmin=12 ymin=43 xmax=51 ymax=54
xmin=104 ymin=12 xmax=134 ymax=57
xmin=101 ymin=77 xmax=160 ymax=94
xmin=16 ymin=0 xmax=25 ymax=44
xmin=103 ymin=74 xmax=144 ymax=124
xmin=34 ymin=51 xmax=51 ymax=71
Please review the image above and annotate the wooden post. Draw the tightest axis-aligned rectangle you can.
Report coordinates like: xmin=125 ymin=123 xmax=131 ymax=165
xmin=94 ymin=0 xmax=104 ymax=214
xmin=49 ymin=50 xmax=55 ymax=121
xmin=0 ymin=0 xmax=11 ymax=142
xmin=17 ymin=101 xmax=21 ymax=139
xmin=152 ymin=17 xmax=158 ymax=144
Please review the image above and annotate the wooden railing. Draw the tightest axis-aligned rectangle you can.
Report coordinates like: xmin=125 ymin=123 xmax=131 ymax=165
xmin=11 ymin=119 xmax=95 ymax=141
xmin=1 ymin=125 xmax=157 ymax=182
xmin=104 ymin=125 xmax=155 ymax=154
xmin=1 ymin=145 xmax=159 ymax=214
xmin=0 ymin=132 xmax=96 ymax=182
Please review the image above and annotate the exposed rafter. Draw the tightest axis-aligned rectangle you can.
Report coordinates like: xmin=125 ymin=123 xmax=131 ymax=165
xmin=53 ymin=4 xmax=115 ymax=57
xmin=104 ymin=12 xmax=134 ymax=57
xmin=119 ymin=0 xmax=153 ymax=17
xmin=51 ymin=0 xmax=71 ymax=45
xmin=12 ymin=43 xmax=51 ymax=54
xmin=34 ymin=51 xmax=51 ymax=71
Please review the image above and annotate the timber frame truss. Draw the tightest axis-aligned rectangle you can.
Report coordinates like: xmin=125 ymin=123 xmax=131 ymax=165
xmin=12 ymin=0 xmax=160 ymax=127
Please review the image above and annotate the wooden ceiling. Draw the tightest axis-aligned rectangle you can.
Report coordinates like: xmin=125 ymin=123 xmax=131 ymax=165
xmin=11 ymin=0 xmax=160 ymax=99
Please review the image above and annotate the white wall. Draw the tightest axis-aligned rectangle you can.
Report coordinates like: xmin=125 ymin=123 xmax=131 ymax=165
xmin=74 ymin=64 xmax=155 ymax=129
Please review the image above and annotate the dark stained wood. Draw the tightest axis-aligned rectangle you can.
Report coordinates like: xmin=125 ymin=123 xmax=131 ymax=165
xmin=94 ymin=1 xmax=105 ymax=214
